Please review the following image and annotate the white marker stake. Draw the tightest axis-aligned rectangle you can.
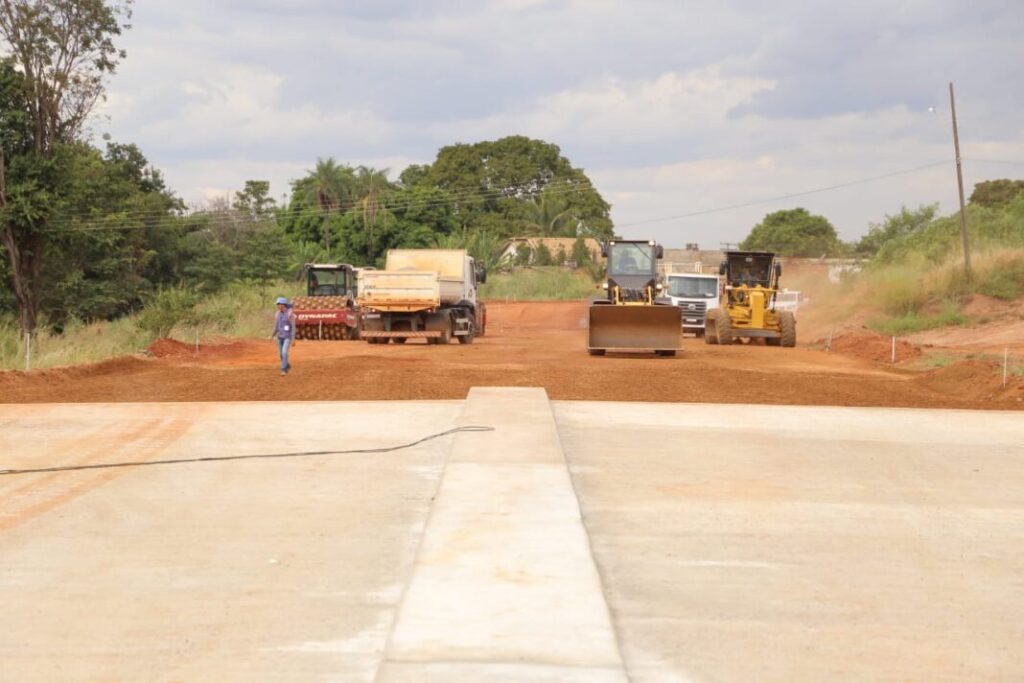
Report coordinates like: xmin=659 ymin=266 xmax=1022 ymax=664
xmin=891 ymin=336 xmax=896 ymax=364
xmin=195 ymin=330 xmax=200 ymax=355
xmin=24 ymin=332 xmax=31 ymax=371
xmin=1004 ymin=347 xmax=1009 ymax=389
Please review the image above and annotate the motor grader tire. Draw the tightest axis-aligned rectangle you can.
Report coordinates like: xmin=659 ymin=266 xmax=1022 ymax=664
xmin=779 ymin=311 xmax=796 ymax=347
xmin=457 ymin=330 xmax=474 ymax=344
xmin=704 ymin=311 xmax=719 ymax=345
xmin=716 ymin=311 xmax=734 ymax=345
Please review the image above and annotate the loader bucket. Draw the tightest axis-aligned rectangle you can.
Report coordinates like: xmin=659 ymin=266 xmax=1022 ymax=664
xmin=588 ymin=304 xmax=682 ymax=353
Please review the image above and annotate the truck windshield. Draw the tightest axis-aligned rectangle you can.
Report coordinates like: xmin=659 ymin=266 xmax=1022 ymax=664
xmin=668 ymin=277 xmax=718 ymax=298
xmin=608 ymin=243 xmax=655 ymax=276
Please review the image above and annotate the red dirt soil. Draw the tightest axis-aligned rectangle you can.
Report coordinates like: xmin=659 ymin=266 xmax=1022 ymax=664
xmin=1 ymin=301 xmax=1020 ymax=409
xmin=827 ymin=329 xmax=923 ymax=364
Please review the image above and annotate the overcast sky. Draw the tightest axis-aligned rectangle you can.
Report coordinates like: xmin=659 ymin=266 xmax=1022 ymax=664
xmin=97 ymin=0 xmax=1024 ymax=247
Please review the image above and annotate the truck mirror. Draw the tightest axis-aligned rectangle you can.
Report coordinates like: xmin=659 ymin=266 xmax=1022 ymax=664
xmin=600 ymin=243 xmax=608 ymax=259
xmin=655 ymin=245 xmax=664 ymax=259
xmin=718 ymin=261 xmax=727 ymax=276
xmin=775 ymin=262 xmax=783 ymax=278
xmin=478 ymin=266 xmax=487 ymax=284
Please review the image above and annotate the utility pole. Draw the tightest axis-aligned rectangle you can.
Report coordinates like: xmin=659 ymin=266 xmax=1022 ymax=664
xmin=949 ymin=82 xmax=971 ymax=275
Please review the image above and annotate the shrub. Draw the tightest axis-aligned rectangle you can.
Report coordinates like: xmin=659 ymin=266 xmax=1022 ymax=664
xmin=136 ymin=288 xmax=199 ymax=340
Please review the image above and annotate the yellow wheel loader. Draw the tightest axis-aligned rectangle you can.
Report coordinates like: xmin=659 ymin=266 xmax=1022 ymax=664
xmin=704 ymin=251 xmax=795 ymax=347
xmin=587 ymin=240 xmax=682 ymax=356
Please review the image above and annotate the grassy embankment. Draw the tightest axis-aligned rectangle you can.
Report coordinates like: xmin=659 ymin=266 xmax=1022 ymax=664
xmin=793 ymin=248 xmax=1024 ymax=337
xmin=0 ymin=281 xmax=303 ymax=371
xmin=480 ymin=266 xmax=599 ymax=301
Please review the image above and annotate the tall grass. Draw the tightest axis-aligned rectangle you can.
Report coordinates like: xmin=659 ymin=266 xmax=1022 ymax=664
xmin=0 ymin=280 xmax=304 ymax=371
xmin=807 ymin=248 xmax=1024 ymax=335
xmin=480 ymin=266 xmax=599 ymax=301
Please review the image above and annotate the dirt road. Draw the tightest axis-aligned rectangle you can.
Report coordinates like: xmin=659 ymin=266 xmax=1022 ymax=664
xmin=1 ymin=302 xmax=1021 ymax=409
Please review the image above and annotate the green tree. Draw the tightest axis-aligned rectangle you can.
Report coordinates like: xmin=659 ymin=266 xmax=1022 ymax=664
xmin=534 ymin=242 xmax=554 ymax=266
xmin=233 ymin=180 xmax=276 ymax=221
xmin=741 ymin=208 xmax=840 ymax=257
xmin=514 ymin=242 xmax=532 ymax=266
xmin=302 ymin=157 xmax=353 ymax=258
xmin=0 ymin=0 xmax=133 ymax=334
xmin=854 ymin=204 xmax=938 ymax=257
xmin=519 ymin=187 xmax=575 ymax=236
xmin=571 ymin=236 xmax=592 ymax=266
xmin=422 ymin=135 xmax=613 ymax=239
xmin=969 ymin=179 xmax=1024 ymax=209
xmin=353 ymin=166 xmax=393 ymax=263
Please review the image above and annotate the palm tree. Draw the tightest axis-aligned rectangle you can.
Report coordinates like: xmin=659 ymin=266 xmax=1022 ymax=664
xmin=353 ymin=166 xmax=393 ymax=262
xmin=522 ymin=187 xmax=576 ymax=236
xmin=303 ymin=158 xmax=353 ymax=258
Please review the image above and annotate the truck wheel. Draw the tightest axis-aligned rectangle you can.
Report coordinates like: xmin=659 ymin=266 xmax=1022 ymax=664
xmin=716 ymin=311 xmax=734 ymax=345
xmin=393 ymin=337 xmax=407 ymax=344
xmin=779 ymin=311 xmax=796 ymax=347
xmin=588 ymin=349 xmax=606 ymax=356
xmin=438 ymin=317 xmax=452 ymax=344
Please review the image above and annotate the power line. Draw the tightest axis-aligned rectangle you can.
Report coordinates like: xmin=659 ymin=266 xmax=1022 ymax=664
xmin=615 ymin=161 xmax=949 ymax=229
xmin=963 ymin=158 xmax=1024 ymax=167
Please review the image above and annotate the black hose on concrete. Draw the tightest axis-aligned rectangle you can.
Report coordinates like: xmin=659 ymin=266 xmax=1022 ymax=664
xmin=0 ymin=426 xmax=494 ymax=476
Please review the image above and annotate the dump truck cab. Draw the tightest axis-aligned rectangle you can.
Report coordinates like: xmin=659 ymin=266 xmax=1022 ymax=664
xmin=292 ymin=263 xmax=362 ymax=340
xmin=587 ymin=240 xmax=681 ymax=356
xmin=705 ymin=251 xmax=795 ymax=347
xmin=665 ymin=272 xmax=720 ymax=336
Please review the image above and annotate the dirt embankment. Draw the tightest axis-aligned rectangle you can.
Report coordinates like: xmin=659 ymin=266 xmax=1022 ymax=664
xmin=0 ymin=301 xmax=1020 ymax=410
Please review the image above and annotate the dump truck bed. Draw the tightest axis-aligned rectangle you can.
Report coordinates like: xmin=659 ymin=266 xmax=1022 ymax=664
xmin=358 ymin=271 xmax=441 ymax=312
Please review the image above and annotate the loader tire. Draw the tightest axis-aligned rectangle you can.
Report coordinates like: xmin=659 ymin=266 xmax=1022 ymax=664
xmin=704 ymin=311 xmax=719 ymax=345
xmin=779 ymin=311 xmax=796 ymax=347
xmin=716 ymin=311 xmax=734 ymax=345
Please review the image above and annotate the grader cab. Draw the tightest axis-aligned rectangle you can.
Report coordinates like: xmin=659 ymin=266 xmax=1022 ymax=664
xmin=705 ymin=251 xmax=795 ymax=347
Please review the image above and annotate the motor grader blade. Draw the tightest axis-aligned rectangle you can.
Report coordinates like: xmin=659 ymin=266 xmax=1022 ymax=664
xmin=587 ymin=304 xmax=682 ymax=354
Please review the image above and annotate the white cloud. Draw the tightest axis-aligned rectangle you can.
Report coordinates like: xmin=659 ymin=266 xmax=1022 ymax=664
xmin=93 ymin=1 xmax=1024 ymax=245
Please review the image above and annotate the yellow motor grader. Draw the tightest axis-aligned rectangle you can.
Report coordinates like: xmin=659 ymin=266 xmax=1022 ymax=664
xmin=587 ymin=240 xmax=681 ymax=356
xmin=705 ymin=251 xmax=796 ymax=347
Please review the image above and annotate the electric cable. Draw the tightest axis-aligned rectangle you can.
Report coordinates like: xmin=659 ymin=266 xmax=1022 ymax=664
xmin=614 ymin=160 xmax=950 ymax=228
xmin=0 ymin=425 xmax=494 ymax=476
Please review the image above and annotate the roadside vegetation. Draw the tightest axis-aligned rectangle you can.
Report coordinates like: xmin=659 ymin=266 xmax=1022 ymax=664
xmin=480 ymin=267 xmax=599 ymax=301
xmin=0 ymin=280 xmax=302 ymax=371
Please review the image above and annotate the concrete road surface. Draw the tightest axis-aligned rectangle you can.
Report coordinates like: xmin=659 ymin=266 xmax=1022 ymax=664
xmin=1 ymin=392 xmax=1022 ymax=682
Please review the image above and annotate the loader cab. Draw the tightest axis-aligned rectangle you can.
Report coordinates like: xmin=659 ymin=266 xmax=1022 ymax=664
xmin=305 ymin=263 xmax=357 ymax=300
xmin=605 ymin=241 xmax=662 ymax=277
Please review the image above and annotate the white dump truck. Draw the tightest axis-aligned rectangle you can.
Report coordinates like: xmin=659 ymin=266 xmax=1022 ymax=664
xmin=664 ymin=272 xmax=721 ymax=337
xmin=357 ymin=249 xmax=487 ymax=345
